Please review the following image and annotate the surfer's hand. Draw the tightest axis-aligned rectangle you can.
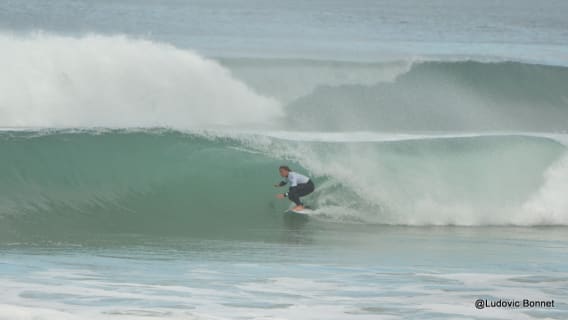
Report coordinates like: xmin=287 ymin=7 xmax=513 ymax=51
xmin=273 ymin=184 xmax=280 ymax=187
xmin=276 ymin=193 xmax=285 ymax=199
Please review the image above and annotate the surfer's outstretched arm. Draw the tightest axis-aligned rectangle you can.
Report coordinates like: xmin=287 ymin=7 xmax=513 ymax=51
xmin=273 ymin=181 xmax=287 ymax=187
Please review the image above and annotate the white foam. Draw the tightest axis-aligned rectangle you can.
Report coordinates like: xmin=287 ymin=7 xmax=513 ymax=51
xmin=243 ymin=132 xmax=568 ymax=226
xmin=0 ymin=33 xmax=282 ymax=129
xmin=521 ymin=154 xmax=568 ymax=225
xmin=1 ymin=267 xmax=564 ymax=320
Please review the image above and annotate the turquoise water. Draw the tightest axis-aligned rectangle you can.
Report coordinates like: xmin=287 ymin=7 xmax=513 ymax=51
xmin=1 ymin=0 xmax=568 ymax=319
xmin=2 ymin=227 xmax=567 ymax=319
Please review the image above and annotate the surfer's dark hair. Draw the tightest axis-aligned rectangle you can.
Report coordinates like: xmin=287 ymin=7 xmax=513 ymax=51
xmin=279 ymin=165 xmax=292 ymax=172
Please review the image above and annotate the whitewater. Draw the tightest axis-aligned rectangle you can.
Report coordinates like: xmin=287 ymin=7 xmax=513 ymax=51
xmin=1 ymin=0 xmax=568 ymax=319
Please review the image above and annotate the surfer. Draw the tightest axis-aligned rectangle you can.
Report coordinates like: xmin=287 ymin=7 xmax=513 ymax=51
xmin=274 ymin=165 xmax=315 ymax=211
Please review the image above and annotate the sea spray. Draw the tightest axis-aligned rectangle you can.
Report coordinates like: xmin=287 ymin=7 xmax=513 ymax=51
xmin=0 ymin=33 xmax=282 ymax=128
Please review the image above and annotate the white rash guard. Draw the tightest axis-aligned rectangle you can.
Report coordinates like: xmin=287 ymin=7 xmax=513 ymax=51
xmin=285 ymin=172 xmax=310 ymax=187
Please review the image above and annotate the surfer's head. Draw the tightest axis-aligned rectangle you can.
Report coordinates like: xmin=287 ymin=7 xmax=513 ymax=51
xmin=279 ymin=165 xmax=291 ymax=177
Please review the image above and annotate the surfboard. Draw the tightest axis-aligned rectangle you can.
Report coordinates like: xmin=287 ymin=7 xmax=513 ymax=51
xmin=284 ymin=206 xmax=314 ymax=215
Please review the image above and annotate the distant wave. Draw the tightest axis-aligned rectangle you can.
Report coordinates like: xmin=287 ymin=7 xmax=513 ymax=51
xmin=274 ymin=60 xmax=568 ymax=131
xmin=0 ymin=130 xmax=567 ymax=242
xmin=1 ymin=33 xmax=567 ymax=132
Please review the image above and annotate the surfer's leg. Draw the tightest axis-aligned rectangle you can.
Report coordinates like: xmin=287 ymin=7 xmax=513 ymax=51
xmin=289 ymin=181 xmax=315 ymax=206
xmin=304 ymin=180 xmax=315 ymax=195
xmin=287 ymin=188 xmax=302 ymax=206
xmin=296 ymin=181 xmax=315 ymax=197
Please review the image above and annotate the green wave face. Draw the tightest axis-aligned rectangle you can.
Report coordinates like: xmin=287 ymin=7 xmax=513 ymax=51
xmin=0 ymin=131 xmax=299 ymax=242
xmin=0 ymin=131 xmax=567 ymax=243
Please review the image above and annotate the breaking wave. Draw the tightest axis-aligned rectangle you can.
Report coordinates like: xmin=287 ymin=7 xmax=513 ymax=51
xmin=0 ymin=130 xmax=567 ymax=242
xmin=0 ymin=33 xmax=282 ymax=129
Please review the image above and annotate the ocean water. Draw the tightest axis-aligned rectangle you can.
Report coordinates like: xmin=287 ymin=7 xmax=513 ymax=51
xmin=1 ymin=0 xmax=568 ymax=319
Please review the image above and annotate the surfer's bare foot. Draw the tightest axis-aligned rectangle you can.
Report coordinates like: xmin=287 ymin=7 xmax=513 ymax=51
xmin=292 ymin=205 xmax=304 ymax=211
